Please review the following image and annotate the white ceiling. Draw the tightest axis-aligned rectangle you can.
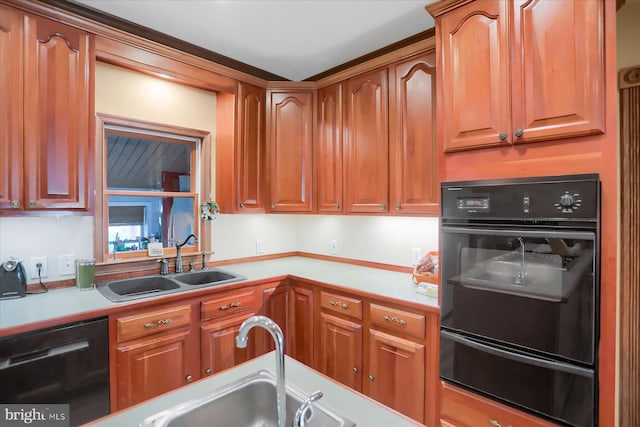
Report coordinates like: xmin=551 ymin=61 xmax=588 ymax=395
xmin=76 ymin=0 xmax=436 ymax=81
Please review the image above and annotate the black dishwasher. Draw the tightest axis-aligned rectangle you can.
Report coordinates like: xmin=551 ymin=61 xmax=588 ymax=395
xmin=0 ymin=317 xmax=110 ymax=426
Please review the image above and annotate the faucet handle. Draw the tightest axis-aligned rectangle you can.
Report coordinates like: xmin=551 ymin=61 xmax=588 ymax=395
xmin=294 ymin=391 xmax=323 ymax=427
xmin=158 ymin=258 xmax=169 ymax=275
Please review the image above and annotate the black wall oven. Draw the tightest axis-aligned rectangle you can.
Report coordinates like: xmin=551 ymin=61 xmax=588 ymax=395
xmin=439 ymin=174 xmax=599 ymax=427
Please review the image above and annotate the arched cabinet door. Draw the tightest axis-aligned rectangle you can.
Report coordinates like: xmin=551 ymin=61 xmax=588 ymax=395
xmin=23 ymin=14 xmax=91 ymax=210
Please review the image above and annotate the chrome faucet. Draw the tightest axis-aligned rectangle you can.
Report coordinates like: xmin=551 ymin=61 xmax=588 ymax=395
xmin=236 ymin=316 xmax=286 ymax=427
xmin=294 ymin=390 xmax=323 ymax=427
xmin=174 ymin=234 xmax=197 ymax=273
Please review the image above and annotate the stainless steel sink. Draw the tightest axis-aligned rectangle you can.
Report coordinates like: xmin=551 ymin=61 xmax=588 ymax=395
xmin=97 ymin=268 xmax=246 ymax=302
xmin=139 ymin=370 xmax=355 ymax=427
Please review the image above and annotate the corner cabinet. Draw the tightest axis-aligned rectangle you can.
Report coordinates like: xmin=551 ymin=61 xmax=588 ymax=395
xmin=344 ymin=68 xmax=389 ymax=213
xmin=266 ymin=90 xmax=313 ymax=212
xmin=0 ymin=6 xmax=91 ymax=213
xmin=430 ymin=0 xmax=605 ymax=152
xmin=389 ymin=52 xmax=438 ymax=214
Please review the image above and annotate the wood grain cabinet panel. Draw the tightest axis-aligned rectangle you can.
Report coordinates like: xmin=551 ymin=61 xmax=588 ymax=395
xmin=0 ymin=8 xmax=91 ymax=212
xmin=345 ymin=68 xmax=389 ymax=213
xmin=289 ymin=285 xmax=314 ymax=366
xmin=434 ymin=0 xmax=604 ymax=153
xmin=267 ymin=90 xmax=313 ymax=212
xmin=364 ymin=328 xmax=425 ymax=423
xmin=316 ymin=83 xmax=344 ymax=213
xmin=389 ymin=52 xmax=438 ymax=214
xmin=317 ymin=312 xmax=363 ymax=392
xmin=0 ymin=5 xmax=23 ymax=211
xmin=201 ymin=311 xmax=257 ymax=377
xmin=258 ymin=284 xmax=290 ymax=355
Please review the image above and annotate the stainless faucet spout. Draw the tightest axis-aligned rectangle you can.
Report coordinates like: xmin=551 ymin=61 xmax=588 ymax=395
xmin=174 ymin=234 xmax=198 ymax=273
xmin=236 ymin=316 xmax=286 ymax=427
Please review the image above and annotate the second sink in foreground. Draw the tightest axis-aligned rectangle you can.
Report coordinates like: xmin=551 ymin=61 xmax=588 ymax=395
xmin=138 ymin=370 xmax=355 ymax=427
xmin=96 ymin=268 xmax=246 ymax=302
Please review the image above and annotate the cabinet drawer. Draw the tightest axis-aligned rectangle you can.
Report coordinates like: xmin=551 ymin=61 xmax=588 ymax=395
xmin=369 ymin=303 xmax=425 ymax=339
xmin=201 ymin=289 xmax=257 ymax=321
xmin=441 ymin=382 xmax=557 ymax=427
xmin=320 ymin=291 xmax=362 ymax=320
xmin=117 ymin=305 xmax=192 ymax=343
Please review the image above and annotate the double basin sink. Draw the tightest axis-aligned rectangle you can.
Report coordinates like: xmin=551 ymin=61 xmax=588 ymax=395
xmin=139 ymin=370 xmax=355 ymax=427
xmin=97 ymin=268 xmax=246 ymax=302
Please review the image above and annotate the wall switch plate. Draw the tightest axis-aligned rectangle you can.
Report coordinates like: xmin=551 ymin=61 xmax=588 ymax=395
xmin=30 ymin=257 xmax=48 ymax=279
xmin=330 ymin=240 xmax=338 ymax=255
xmin=412 ymin=248 xmax=423 ymax=266
xmin=59 ymin=255 xmax=75 ymax=276
xmin=256 ymin=239 xmax=265 ymax=254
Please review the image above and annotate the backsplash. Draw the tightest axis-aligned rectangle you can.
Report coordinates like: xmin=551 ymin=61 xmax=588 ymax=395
xmin=0 ymin=214 xmax=439 ymax=284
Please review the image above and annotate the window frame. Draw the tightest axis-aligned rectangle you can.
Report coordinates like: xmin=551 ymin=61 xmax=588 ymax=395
xmin=94 ymin=113 xmax=213 ymax=266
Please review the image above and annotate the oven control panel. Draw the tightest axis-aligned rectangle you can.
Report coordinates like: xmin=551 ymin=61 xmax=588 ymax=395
xmin=555 ymin=191 xmax=583 ymax=213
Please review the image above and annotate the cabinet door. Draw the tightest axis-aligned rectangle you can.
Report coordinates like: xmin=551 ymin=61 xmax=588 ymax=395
xmin=389 ymin=52 xmax=438 ymax=214
xmin=201 ymin=312 xmax=256 ymax=377
xmin=365 ymin=329 xmax=425 ymax=423
xmin=268 ymin=91 xmax=313 ymax=212
xmin=259 ymin=285 xmax=290 ymax=354
xmin=317 ymin=313 xmax=363 ymax=392
xmin=510 ymin=0 xmax=604 ymax=143
xmin=115 ymin=329 xmax=198 ymax=410
xmin=0 ymin=5 xmax=23 ymax=210
xmin=345 ymin=68 xmax=389 ymax=213
xmin=23 ymin=14 xmax=90 ymax=210
xmin=316 ymin=83 xmax=344 ymax=213
xmin=236 ymin=81 xmax=265 ymax=212
xmin=289 ymin=285 xmax=314 ymax=366
xmin=439 ymin=0 xmax=510 ymax=152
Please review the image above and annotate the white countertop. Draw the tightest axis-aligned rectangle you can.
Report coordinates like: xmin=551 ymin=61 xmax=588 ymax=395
xmin=0 ymin=256 xmax=438 ymax=333
xmin=87 ymin=353 xmax=421 ymax=427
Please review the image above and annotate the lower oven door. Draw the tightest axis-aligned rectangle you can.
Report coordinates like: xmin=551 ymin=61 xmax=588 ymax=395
xmin=440 ymin=226 xmax=597 ymax=365
xmin=440 ymin=330 xmax=595 ymax=427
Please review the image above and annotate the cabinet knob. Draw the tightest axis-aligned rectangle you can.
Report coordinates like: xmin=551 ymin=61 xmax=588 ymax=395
xmin=239 ymin=203 xmax=245 ymax=209
xmin=271 ymin=203 xmax=276 ymax=209
xmin=498 ymin=133 xmax=507 ymax=141
xmin=185 ymin=375 xmax=193 ymax=382
xmin=352 ymin=367 xmax=358 ymax=374
xmin=29 ymin=200 xmax=36 ymax=208
xmin=334 ymin=204 xmax=340 ymax=209
xmin=10 ymin=200 xmax=19 ymax=208
xmin=368 ymin=375 xmax=374 ymax=381
xmin=515 ymin=129 xmax=524 ymax=138
xmin=205 ymin=368 xmax=212 ymax=375
xmin=379 ymin=204 xmax=385 ymax=210
xmin=395 ymin=203 xmax=401 ymax=210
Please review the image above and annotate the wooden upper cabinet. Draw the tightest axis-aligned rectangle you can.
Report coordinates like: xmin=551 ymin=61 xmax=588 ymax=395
xmin=0 ymin=5 xmax=23 ymax=211
xmin=23 ymin=14 xmax=91 ymax=210
xmin=438 ymin=0 xmax=510 ymax=152
xmin=510 ymin=0 xmax=605 ymax=143
xmin=236 ymin=82 xmax=266 ymax=211
xmin=316 ymin=83 xmax=344 ymax=213
xmin=433 ymin=0 xmax=604 ymax=153
xmin=267 ymin=90 xmax=313 ymax=212
xmin=345 ymin=68 xmax=389 ymax=213
xmin=389 ymin=52 xmax=438 ymax=214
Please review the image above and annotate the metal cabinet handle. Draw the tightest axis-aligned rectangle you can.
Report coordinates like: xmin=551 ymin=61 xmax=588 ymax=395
xmin=239 ymin=203 xmax=245 ymax=208
xmin=205 ymin=368 xmax=212 ymax=375
xmin=219 ymin=302 xmax=242 ymax=311
xmin=271 ymin=203 xmax=276 ymax=209
xmin=143 ymin=318 xmax=173 ymax=328
xmin=185 ymin=375 xmax=193 ymax=382
xmin=498 ymin=133 xmax=507 ymax=141
xmin=10 ymin=200 xmax=19 ymax=208
xmin=379 ymin=204 xmax=385 ymax=210
xmin=395 ymin=203 xmax=401 ymax=209
xmin=368 ymin=375 xmax=374 ymax=381
xmin=29 ymin=200 xmax=36 ymax=208
xmin=515 ymin=129 xmax=524 ymax=138
xmin=489 ymin=419 xmax=501 ymax=427
xmin=334 ymin=203 xmax=340 ymax=209
xmin=329 ymin=300 xmax=348 ymax=309
xmin=352 ymin=367 xmax=358 ymax=374
xmin=383 ymin=315 xmax=406 ymax=326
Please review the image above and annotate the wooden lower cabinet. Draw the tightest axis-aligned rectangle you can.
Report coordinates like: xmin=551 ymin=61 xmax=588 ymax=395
xmin=441 ymin=382 xmax=558 ymax=427
xmin=201 ymin=311 xmax=257 ymax=377
xmin=317 ymin=312 xmax=363 ymax=391
xmin=289 ymin=285 xmax=314 ymax=366
xmin=365 ymin=329 xmax=426 ymax=423
xmin=259 ymin=283 xmax=290 ymax=354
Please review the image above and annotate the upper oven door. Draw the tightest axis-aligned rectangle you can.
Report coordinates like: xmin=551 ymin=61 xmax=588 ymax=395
xmin=440 ymin=226 xmax=597 ymax=365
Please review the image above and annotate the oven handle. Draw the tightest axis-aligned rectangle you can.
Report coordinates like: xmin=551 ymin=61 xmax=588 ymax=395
xmin=441 ymin=330 xmax=594 ymax=378
xmin=441 ymin=226 xmax=595 ymax=241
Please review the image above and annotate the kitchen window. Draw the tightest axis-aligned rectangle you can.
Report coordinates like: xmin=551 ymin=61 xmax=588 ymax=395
xmin=95 ymin=114 xmax=212 ymax=263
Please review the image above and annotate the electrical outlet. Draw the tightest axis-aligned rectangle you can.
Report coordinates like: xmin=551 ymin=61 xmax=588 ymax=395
xmin=30 ymin=257 xmax=48 ymax=279
xmin=411 ymin=248 xmax=423 ymax=266
xmin=256 ymin=239 xmax=265 ymax=254
xmin=59 ymin=254 xmax=75 ymax=276
xmin=330 ymin=240 xmax=338 ymax=255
